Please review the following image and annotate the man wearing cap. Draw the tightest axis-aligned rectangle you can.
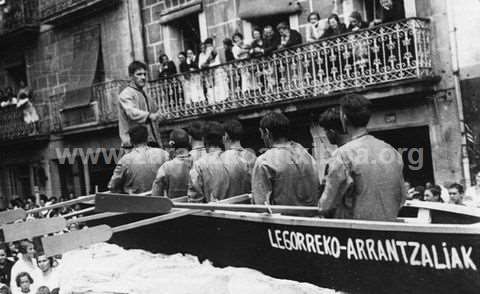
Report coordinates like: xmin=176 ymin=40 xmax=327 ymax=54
xmin=118 ymin=61 xmax=164 ymax=149
xmin=188 ymin=121 xmax=230 ymax=202
xmin=109 ymin=125 xmax=169 ymax=194
xmin=152 ymin=129 xmax=193 ymax=198
xmin=252 ymin=112 xmax=320 ymax=206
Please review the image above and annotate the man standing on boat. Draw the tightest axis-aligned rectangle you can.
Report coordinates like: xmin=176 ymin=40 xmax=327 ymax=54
xmin=252 ymin=112 xmax=320 ymax=206
xmin=109 ymin=125 xmax=169 ymax=194
xmin=118 ymin=61 xmax=164 ymax=149
xmin=221 ymin=119 xmax=255 ymax=196
xmin=318 ymin=94 xmax=406 ymax=221
xmin=152 ymin=128 xmax=193 ymax=198
xmin=188 ymin=121 xmax=231 ymax=202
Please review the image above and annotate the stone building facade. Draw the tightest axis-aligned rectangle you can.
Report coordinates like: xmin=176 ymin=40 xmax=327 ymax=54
xmin=0 ymin=0 xmax=475 ymax=206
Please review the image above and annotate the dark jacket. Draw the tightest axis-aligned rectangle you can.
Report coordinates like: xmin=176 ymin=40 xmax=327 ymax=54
xmin=224 ymin=48 xmax=235 ymax=62
xmin=323 ymin=23 xmax=347 ymax=38
xmin=263 ymin=35 xmax=281 ymax=55
xmin=347 ymin=21 xmax=369 ymax=32
xmin=159 ymin=61 xmax=177 ymax=78
xmin=279 ymin=29 xmax=303 ymax=49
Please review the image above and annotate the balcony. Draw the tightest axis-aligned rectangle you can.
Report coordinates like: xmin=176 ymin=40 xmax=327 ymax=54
xmin=0 ymin=103 xmax=51 ymax=144
xmin=148 ymin=18 xmax=434 ymax=122
xmin=41 ymin=0 xmax=121 ymax=25
xmin=50 ymin=80 xmax=127 ymax=132
xmin=0 ymin=0 xmax=40 ymax=44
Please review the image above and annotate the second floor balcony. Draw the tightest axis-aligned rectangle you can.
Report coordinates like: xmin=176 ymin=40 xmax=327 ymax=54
xmin=149 ymin=18 xmax=434 ymax=122
xmin=49 ymin=80 xmax=127 ymax=132
xmin=0 ymin=0 xmax=39 ymax=43
xmin=0 ymin=102 xmax=51 ymax=144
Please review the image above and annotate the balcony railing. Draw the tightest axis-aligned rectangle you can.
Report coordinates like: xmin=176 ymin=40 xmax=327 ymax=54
xmin=49 ymin=80 xmax=127 ymax=131
xmin=0 ymin=0 xmax=39 ymax=37
xmin=41 ymin=0 xmax=120 ymax=24
xmin=149 ymin=18 xmax=433 ymax=120
xmin=0 ymin=103 xmax=50 ymax=142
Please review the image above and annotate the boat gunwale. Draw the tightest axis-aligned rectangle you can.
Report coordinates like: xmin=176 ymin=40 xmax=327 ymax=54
xmin=190 ymin=210 xmax=480 ymax=235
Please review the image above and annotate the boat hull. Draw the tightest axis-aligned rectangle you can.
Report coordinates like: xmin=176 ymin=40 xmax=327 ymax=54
xmin=86 ymin=212 xmax=480 ymax=294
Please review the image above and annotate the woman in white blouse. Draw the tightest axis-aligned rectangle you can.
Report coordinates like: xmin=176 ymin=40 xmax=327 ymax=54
xmin=306 ymin=12 xmax=327 ymax=42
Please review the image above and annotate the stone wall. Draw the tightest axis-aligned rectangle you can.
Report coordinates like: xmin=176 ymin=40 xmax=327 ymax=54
xmin=25 ymin=1 xmax=132 ymax=104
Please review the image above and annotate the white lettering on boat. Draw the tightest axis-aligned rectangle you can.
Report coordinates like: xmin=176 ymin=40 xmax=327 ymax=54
xmin=266 ymin=229 xmax=478 ymax=271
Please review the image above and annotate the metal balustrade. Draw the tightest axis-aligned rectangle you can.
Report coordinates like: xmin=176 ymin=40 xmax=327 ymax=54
xmin=148 ymin=18 xmax=433 ymax=120
xmin=0 ymin=103 xmax=49 ymax=141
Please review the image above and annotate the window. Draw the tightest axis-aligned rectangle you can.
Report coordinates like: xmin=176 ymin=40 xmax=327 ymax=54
xmin=364 ymin=0 xmax=405 ymax=23
xmin=172 ymin=13 xmax=201 ymax=53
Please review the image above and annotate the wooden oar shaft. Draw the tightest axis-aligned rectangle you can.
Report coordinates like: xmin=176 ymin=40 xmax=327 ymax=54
xmin=29 ymin=195 xmax=95 ymax=214
xmin=173 ymin=203 xmax=319 ymax=214
xmin=63 ymin=207 xmax=95 ymax=219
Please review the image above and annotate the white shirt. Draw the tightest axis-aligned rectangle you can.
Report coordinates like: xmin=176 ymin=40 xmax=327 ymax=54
xmin=35 ymin=267 xmax=60 ymax=292
xmin=465 ymin=186 xmax=480 ymax=207
xmin=10 ymin=256 xmax=39 ymax=294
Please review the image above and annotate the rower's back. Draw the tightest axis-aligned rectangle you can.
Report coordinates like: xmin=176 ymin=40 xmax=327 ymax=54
xmin=329 ymin=135 xmax=406 ymax=220
xmin=253 ymin=141 xmax=320 ymax=206
xmin=109 ymin=145 xmax=169 ymax=194
xmin=109 ymin=125 xmax=169 ymax=194
xmin=221 ymin=148 xmax=253 ymax=196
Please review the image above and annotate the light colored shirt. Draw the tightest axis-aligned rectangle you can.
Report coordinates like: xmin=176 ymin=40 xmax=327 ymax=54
xmin=223 ymin=147 xmax=257 ymax=172
xmin=10 ymin=256 xmax=38 ymax=292
xmin=232 ymin=44 xmax=250 ymax=60
xmin=118 ymin=84 xmax=161 ymax=148
xmin=34 ymin=268 xmax=59 ymax=293
xmin=319 ymin=134 xmax=407 ymax=221
xmin=108 ymin=146 xmax=169 ymax=194
xmin=189 ymin=141 xmax=207 ymax=162
xmin=465 ymin=186 xmax=480 ymax=207
xmin=152 ymin=153 xmax=193 ymax=198
xmin=252 ymin=141 xmax=320 ymax=206
xmin=188 ymin=148 xmax=230 ymax=203
xmin=306 ymin=20 xmax=328 ymax=42
xmin=221 ymin=149 xmax=252 ymax=197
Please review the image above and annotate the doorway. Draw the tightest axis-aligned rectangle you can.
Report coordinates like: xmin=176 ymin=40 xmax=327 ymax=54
xmin=170 ymin=13 xmax=201 ymax=54
xmin=371 ymin=126 xmax=434 ymax=187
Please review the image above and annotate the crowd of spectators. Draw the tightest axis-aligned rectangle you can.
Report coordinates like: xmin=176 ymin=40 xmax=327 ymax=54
xmin=405 ymin=172 xmax=480 ymax=207
xmin=0 ymin=82 xmax=39 ymax=127
xmin=158 ymin=0 xmax=402 ymax=80
xmin=153 ymin=1 xmax=408 ymax=108
xmin=0 ymin=240 xmax=60 ymax=294
xmin=0 ymin=192 xmax=89 ymax=294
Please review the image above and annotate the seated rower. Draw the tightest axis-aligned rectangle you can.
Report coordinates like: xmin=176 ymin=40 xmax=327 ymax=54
xmin=108 ymin=125 xmax=169 ymax=194
xmin=152 ymin=129 xmax=193 ymax=198
xmin=318 ymin=94 xmax=406 ymax=221
xmin=221 ymin=119 xmax=254 ymax=196
xmin=252 ymin=112 xmax=320 ymax=206
xmin=188 ymin=122 xmax=230 ymax=202
xmin=222 ymin=119 xmax=257 ymax=171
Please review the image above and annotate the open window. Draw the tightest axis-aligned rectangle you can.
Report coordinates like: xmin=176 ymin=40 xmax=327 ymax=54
xmin=364 ymin=0 xmax=405 ymax=23
xmin=169 ymin=13 xmax=201 ymax=54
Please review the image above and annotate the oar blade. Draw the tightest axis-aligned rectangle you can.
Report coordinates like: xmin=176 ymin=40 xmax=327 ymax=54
xmin=2 ymin=217 xmax=66 ymax=242
xmin=95 ymin=193 xmax=173 ymax=214
xmin=0 ymin=209 xmax=27 ymax=225
xmin=41 ymin=225 xmax=113 ymax=257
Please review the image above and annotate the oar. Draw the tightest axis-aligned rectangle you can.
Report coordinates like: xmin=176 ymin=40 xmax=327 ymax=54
xmin=0 ymin=195 xmax=96 ymax=225
xmin=38 ymin=194 xmax=250 ymax=257
xmin=94 ymin=193 xmax=320 ymax=215
xmin=0 ymin=191 xmax=153 ymax=225
xmin=0 ymin=217 xmax=66 ymax=243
